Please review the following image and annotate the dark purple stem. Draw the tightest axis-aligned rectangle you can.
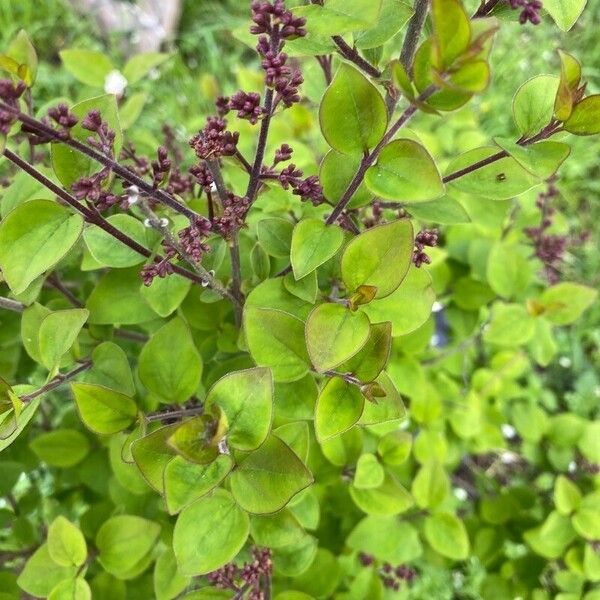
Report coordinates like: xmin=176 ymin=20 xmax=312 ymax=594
xmin=20 ymin=361 xmax=92 ymax=403
xmin=0 ymin=102 xmax=198 ymax=220
xmin=332 ymin=36 xmax=382 ymax=78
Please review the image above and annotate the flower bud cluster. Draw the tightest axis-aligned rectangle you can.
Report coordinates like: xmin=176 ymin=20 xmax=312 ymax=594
xmin=0 ymin=79 xmax=26 ymax=134
xmin=413 ymin=228 xmax=439 ymax=267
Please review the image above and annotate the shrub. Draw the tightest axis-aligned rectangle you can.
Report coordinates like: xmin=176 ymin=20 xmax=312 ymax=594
xmin=0 ymin=1 xmax=598 ymax=598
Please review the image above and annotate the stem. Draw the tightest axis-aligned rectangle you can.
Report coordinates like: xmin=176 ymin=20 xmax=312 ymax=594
xmin=137 ymin=199 xmax=237 ymax=304
xmin=400 ymin=0 xmax=430 ymax=72
xmin=473 ymin=0 xmax=501 ymax=17
xmin=145 ymin=405 xmax=204 ymax=423
xmin=20 ymin=360 xmax=92 ymax=403
xmin=0 ymin=296 xmax=25 ymax=312
xmin=326 ymin=85 xmax=437 ymax=225
xmin=331 ymin=36 xmax=382 ymax=78
xmin=443 ymin=122 xmax=562 ymax=184
xmin=46 ymin=274 xmax=84 ymax=308
xmin=1 ymin=102 xmax=199 ymax=220
xmin=229 ymin=238 xmax=243 ymax=327
xmin=315 ymin=55 xmax=333 ymax=85
xmin=2 ymin=149 xmax=232 ymax=298
xmin=247 ymin=87 xmax=275 ymax=203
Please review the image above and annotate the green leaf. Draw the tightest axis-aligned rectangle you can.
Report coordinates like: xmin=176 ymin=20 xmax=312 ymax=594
xmin=354 ymin=453 xmax=385 ymax=489
xmin=131 ymin=425 xmax=177 ymax=492
xmin=350 ymin=472 xmax=414 ymax=515
xmin=48 ymin=578 xmax=91 ymax=600
xmin=167 ymin=413 xmax=225 ymax=464
xmin=17 ymin=544 xmax=78 ymax=598
xmin=306 ymin=303 xmax=370 ymax=372
xmin=554 ymin=475 xmax=582 ymax=515
xmin=363 ymin=266 xmax=435 ymax=336
xmin=446 ymin=146 xmax=540 ymax=200
xmin=543 ymin=0 xmax=587 ymax=31
xmin=493 ymin=138 xmax=571 ymax=179
xmin=319 ymin=63 xmax=387 ymax=154
xmin=293 ymin=0 xmax=383 ymax=37
xmin=87 ymin=268 xmax=157 ymax=325
xmin=411 ymin=461 xmax=449 ymax=508
xmin=250 ymin=510 xmax=307 ymax=549
xmin=48 ymin=516 xmax=87 ymax=567
xmin=424 ymin=513 xmax=470 ymax=560
xmin=52 ymin=95 xmax=123 ymax=188
xmin=529 ymin=317 xmax=558 ymax=367
xmin=291 ymin=219 xmax=344 ymax=280
xmin=164 ymin=455 xmax=233 ymax=515
xmin=6 ymin=30 xmax=38 ymax=86
xmin=365 ymin=140 xmax=445 ymax=203
xmin=140 ymin=273 xmax=192 ymax=318
xmin=539 ymin=282 xmax=597 ymax=325
xmin=377 ymin=430 xmax=412 ymax=465
xmin=230 ymin=435 xmax=313 ymax=514
xmin=315 ymin=376 xmax=365 ymax=442
xmin=205 ymin=367 xmax=273 ymax=451
xmin=60 ymin=49 xmax=114 ymax=86
xmin=251 ymin=242 xmax=270 ymax=281
xmin=524 ymin=510 xmax=577 ymax=558
xmin=338 ymin=321 xmax=391 ymax=382
xmin=30 ymin=429 xmax=90 ymax=468
xmin=39 ymin=308 xmax=89 ymax=370
xmin=274 ymin=374 xmax=318 ymax=421
xmin=292 ymin=548 xmax=341 ymax=599
xmin=354 ymin=0 xmax=413 ymax=49
xmin=341 ymin=219 xmax=413 ymax=298
xmin=123 ymin=52 xmax=170 ymax=84
xmin=71 ymin=382 xmax=137 ymax=435
xmin=138 ymin=317 xmax=202 ymax=403
xmin=359 ymin=371 xmax=406 ymax=425
xmin=96 ymin=515 xmax=161 ymax=578
xmin=83 ymin=215 xmax=147 ymax=268
xmin=347 ymin=516 xmax=422 ymax=563
xmin=484 ymin=303 xmax=535 ymax=346
xmin=119 ymin=91 xmax=147 ymax=129
xmin=173 ymin=489 xmax=249 ymax=576
xmin=513 ymin=75 xmax=560 ymax=136
xmin=0 ymin=200 xmax=84 ymax=294
xmin=154 ymin=547 xmax=189 ymax=600
xmin=431 ymin=0 xmax=471 ymax=69
xmin=284 ymin=271 xmax=318 ymax=304
xmin=486 ymin=242 xmax=532 ymax=299
xmin=407 ymin=196 xmax=470 ymax=224
xmin=85 ymin=342 xmax=135 ymax=396
xmin=572 ymin=499 xmax=600 ymax=541
xmin=564 ymin=95 xmax=600 ymax=135
xmin=320 ymin=150 xmax=372 ymax=209
xmin=555 ymin=49 xmax=581 ymax=121
xmin=244 ymin=307 xmax=311 ymax=382
xmin=257 ymin=218 xmax=294 ymax=258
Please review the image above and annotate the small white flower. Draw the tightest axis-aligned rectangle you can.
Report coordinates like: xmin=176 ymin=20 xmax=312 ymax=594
xmin=159 ymin=218 xmax=169 ymax=228
xmin=209 ymin=181 xmax=218 ymax=193
xmin=500 ymin=451 xmax=519 ymax=465
xmin=126 ymin=185 xmax=139 ymax=206
xmin=104 ymin=70 xmax=128 ymax=96
xmin=568 ymin=461 xmax=577 ymax=473
xmin=454 ymin=487 xmax=468 ymax=501
xmin=143 ymin=218 xmax=153 ymax=228
xmin=432 ymin=301 xmax=443 ymax=313
xmin=501 ymin=424 xmax=517 ymax=439
xmin=559 ymin=356 xmax=572 ymax=368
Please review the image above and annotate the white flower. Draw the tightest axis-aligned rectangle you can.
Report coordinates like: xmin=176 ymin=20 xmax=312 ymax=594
xmin=104 ymin=70 xmax=128 ymax=96
xmin=559 ymin=356 xmax=572 ymax=368
xmin=501 ymin=424 xmax=517 ymax=439
xmin=454 ymin=487 xmax=468 ymax=501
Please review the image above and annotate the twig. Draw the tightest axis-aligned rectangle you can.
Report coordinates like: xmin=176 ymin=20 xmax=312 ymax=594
xmin=0 ymin=102 xmax=199 ymax=220
xmin=145 ymin=405 xmax=205 ymax=423
xmin=45 ymin=274 xmax=84 ymax=308
xmin=20 ymin=360 xmax=93 ymax=403
xmin=2 ymin=149 xmax=230 ymax=298
xmin=331 ymin=36 xmax=382 ymax=78
xmin=136 ymin=199 xmax=237 ymax=305
xmin=315 ymin=55 xmax=333 ymax=85
xmin=0 ymin=296 xmax=25 ymax=312
xmin=399 ymin=0 xmax=430 ymax=72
